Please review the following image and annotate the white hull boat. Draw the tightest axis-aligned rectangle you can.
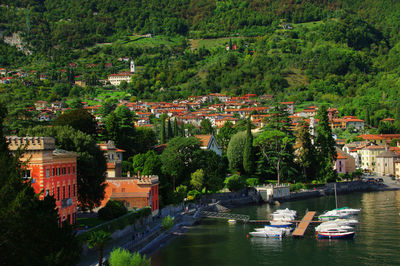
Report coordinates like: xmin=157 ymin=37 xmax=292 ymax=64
xmin=269 ymin=220 xmax=293 ymax=228
xmin=271 ymin=213 xmax=296 ymax=221
xmin=273 ymin=208 xmax=297 ymax=217
xmin=249 ymin=229 xmax=284 ymax=238
xmin=315 ymin=224 xmax=354 ymax=232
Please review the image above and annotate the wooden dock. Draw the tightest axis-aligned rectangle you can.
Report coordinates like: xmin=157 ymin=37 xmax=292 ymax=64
xmin=292 ymin=211 xmax=316 ymax=237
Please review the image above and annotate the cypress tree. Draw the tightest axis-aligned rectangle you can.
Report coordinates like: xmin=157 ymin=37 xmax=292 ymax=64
xmin=243 ymin=118 xmax=255 ymax=176
xmin=295 ymin=121 xmax=317 ymax=182
xmin=167 ymin=118 xmax=173 ymax=140
xmin=160 ymin=117 xmax=166 ymax=144
xmin=315 ymin=105 xmax=337 ymax=182
xmin=181 ymin=122 xmax=185 ymax=137
xmin=173 ymin=118 xmax=179 ymax=137
xmin=365 ymin=108 xmax=370 ymax=126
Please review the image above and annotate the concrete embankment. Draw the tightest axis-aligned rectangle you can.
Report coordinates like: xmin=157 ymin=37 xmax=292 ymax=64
xmin=283 ymin=180 xmax=398 ymax=203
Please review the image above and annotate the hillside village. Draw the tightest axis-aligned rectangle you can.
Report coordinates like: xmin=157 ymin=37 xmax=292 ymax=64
xmin=28 ymin=91 xmax=400 ymax=178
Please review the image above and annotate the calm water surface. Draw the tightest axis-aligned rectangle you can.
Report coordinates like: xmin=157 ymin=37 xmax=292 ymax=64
xmin=151 ymin=191 xmax=400 ymax=266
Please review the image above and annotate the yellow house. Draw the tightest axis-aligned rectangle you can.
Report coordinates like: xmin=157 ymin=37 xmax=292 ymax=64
xmin=357 ymin=145 xmax=386 ymax=173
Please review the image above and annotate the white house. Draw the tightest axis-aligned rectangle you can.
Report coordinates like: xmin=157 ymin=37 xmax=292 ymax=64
xmin=195 ymin=134 xmax=223 ymax=156
xmin=108 ymin=72 xmax=133 ymax=86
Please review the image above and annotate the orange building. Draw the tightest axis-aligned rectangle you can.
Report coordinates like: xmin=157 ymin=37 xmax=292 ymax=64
xmin=101 ymin=175 xmax=159 ymax=215
xmin=6 ymin=136 xmax=78 ymax=225
xmin=99 ymin=140 xmax=159 ymax=215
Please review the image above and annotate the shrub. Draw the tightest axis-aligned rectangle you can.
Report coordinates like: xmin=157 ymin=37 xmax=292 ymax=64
xmin=162 ymin=215 xmax=175 ymax=230
xmin=245 ymin=178 xmax=260 ymax=187
xmin=224 ymin=174 xmax=246 ymax=192
xmin=98 ymin=200 xmax=127 ymax=220
xmin=187 ymin=189 xmax=202 ymax=201
xmin=352 ymin=169 xmax=363 ymax=179
xmin=109 ymin=247 xmax=151 ymax=266
xmin=338 ymin=173 xmax=346 ymax=181
xmin=289 ymin=183 xmax=306 ymax=192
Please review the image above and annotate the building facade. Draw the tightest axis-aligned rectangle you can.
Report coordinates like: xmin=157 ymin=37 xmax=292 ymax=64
xmin=100 ymin=141 xmax=159 ymax=215
xmin=101 ymin=175 xmax=159 ymax=215
xmin=7 ymin=136 xmax=78 ymax=225
xmin=357 ymin=145 xmax=386 ymax=173
xmin=108 ymin=72 xmax=133 ymax=86
xmin=375 ymin=150 xmax=400 ymax=176
xmin=98 ymin=141 xmax=124 ymax=178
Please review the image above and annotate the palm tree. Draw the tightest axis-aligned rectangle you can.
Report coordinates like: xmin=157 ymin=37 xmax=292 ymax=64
xmin=86 ymin=230 xmax=111 ymax=266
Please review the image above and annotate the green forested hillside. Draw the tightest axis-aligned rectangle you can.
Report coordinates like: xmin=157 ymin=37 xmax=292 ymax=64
xmin=1 ymin=0 xmax=400 ymax=127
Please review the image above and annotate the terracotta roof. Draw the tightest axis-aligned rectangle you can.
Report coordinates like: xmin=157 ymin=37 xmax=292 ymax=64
xmin=358 ymin=134 xmax=386 ymax=140
xmin=336 ymin=152 xmax=347 ymax=159
xmin=365 ymin=145 xmax=386 ymax=150
xmin=195 ymin=135 xmax=212 ymax=147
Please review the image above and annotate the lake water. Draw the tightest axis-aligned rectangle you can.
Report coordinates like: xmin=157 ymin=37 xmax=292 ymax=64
xmin=151 ymin=190 xmax=400 ymax=266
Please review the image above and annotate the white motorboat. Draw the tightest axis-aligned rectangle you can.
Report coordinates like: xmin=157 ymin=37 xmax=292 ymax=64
xmin=317 ymin=228 xmax=355 ymax=239
xmin=319 ymin=184 xmax=361 ymax=221
xmin=269 ymin=220 xmax=293 ymax=228
xmin=319 ymin=219 xmax=358 ymax=227
xmin=273 ymin=208 xmax=297 ymax=217
xmin=254 ymin=226 xmax=291 ymax=235
xmin=315 ymin=224 xmax=354 ymax=232
xmin=318 ymin=210 xmax=350 ymax=221
xmin=250 ymin=227 xmax=285 ymax=238
xmin=333 ymin=207 xmax=361 ymax=216
xmin=271 ymin=213 xmax=296 ymax=221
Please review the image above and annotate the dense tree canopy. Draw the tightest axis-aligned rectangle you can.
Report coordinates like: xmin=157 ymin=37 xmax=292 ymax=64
xmin=160 ymin=136 xmax=200 ymax=190
xmin=0 ymin=104 xmax=80 ymax=266
xmin=53 ymin=108 xmax=97 ymax=135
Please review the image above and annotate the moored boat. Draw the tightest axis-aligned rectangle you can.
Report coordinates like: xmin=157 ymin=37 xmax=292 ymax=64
xmin=269 ymin=220 xmax=293 ymax=228
xmin=317 ymin=228 xmax=355 ymax=240
xmin=249 ymin=230 xmax=284 ymax=238
xmin=333 ymin=207 xmax=361 ymax=216
xmin=318 ymin=210 xmax=350 ymax=221
xmin=315 ymin=224 xmax=354 ymax=232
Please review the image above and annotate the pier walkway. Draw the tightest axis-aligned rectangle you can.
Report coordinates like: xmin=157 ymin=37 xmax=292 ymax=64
xmin=199 ymin=211 xmax=250 ymax=222
xmin=292 ymin=211 xmax=316 ymax=237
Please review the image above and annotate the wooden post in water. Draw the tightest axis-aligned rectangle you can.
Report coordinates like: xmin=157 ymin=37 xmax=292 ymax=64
xmin=335 ymin=183 xmax=338 ymax=209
